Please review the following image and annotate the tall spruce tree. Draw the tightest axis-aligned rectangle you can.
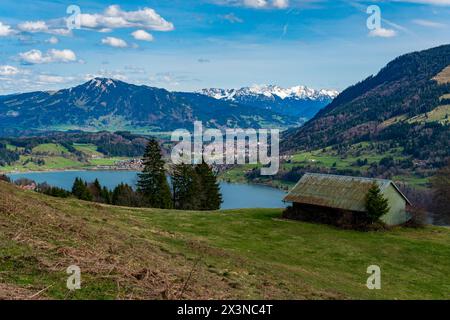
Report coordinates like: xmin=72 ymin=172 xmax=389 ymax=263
xmin=365 ymin=183 xmax=390 ymax=223
xmin=431 ymin=161 xmax=450 ymax=224
xmin=137 ymin=139 xmax=172 ymax=209
xmin=172 ymin=163 xmax=201 ymax=210
xmin=195 ymin=162 xmax=222 ymax=210
xmin=88 ymin=179 xmax=103 ymax=203
xmin=100 ymin=186 xmax=112 ymax=204
xmin=71 ymin=177 xmax=84 ymax=197
xmin=71 ymin=177 xmax=92 ymax=201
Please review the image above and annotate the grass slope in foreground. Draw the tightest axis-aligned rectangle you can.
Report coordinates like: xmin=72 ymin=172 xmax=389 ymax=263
xmin=0 ymin=181 xmax=449 ymax=300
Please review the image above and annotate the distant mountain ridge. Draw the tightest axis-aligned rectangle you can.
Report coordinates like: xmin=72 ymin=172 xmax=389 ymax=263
xmin=0 ymin=78 xmax=303 ymax=136
xmin=199 ymin=85 xmax=338 ymax=119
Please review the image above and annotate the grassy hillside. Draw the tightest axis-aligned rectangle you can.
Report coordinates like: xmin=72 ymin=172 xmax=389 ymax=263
xmin=0 ymin=181 xmax=449 ymax=300
xmin=220 ymin=142 xmax=429 ymax=190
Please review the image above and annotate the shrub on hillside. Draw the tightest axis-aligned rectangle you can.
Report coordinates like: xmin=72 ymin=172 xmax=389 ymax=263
xmin=404 ymin=206 xmax=427 ymax=228
xmin=37 ymin=182 xmax=71 ymax=198
xmin=365 ymin=183 xmax=390 ymax=223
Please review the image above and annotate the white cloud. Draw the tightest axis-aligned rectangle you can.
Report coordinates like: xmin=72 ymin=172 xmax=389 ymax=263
xmin=244 ymin=0 xmax=268 ymax=8
xmin=221 ymin=13 xmax=244 ymax=23
xmin=48 ymin=49 xmax=77 ymax=62
xmin=369 ymin=27 xmax=397 ymax=38
xmin=101 ymin=36 xmax=128 ymax=48
xmin=17 ymin=20 xmax=71 ymax=36
xmin=0 ymin=21 xmax=15 ymax=36
xmin=272 ymin=0 xmax=289 ymax=8
xmin=19 ymin=50 xmax=45 ymax=64
xmin=0 ymin=65 xmax=20 ymax=76
xmin=37 ymin=75 xmax=74 ymax=84
xmin=79 ymin=5 xmax=174 ymax=32
xmin=131 ymin=29 xmax=154 ymax=42
xmin=216 ymin=0 xmax=289 ymax=8
xmin=46 ymin=36 xmax=59 ymax=44
xmin=18 ymin=20 xmax=48 ymax=33
xmin=19 ymin=49 xmax=77 ymax=64
xmin=412 ymin=19 xmax=445 ymax=28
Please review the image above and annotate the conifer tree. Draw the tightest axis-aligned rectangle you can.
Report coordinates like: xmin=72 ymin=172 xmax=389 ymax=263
xmin=100 ymin=186 xmax=112 ymax=204
xmin=172 ymin=163 xmax=201 ymax=210
xmin=71 ymin=177 xmax=83 ymax=197
xmin=431 ymin=161 xmax=450 ymax=224
xmin=88 ymin=178 xmax=103 ymax=203
xmin=137 ymin=139 xmax=172 ymax=209
xmin=112 ymin=183 xmax=140 ymax=207
xmin=195 ymin=161 xmax=222 ymax=210
xmin=365 ymin=183 xmax=390 ymax=223
xmin=71 ymin=178 xmax=93 ymax=201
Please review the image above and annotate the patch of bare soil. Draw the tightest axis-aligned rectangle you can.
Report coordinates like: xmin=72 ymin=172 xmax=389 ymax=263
xmin=0 ymin=283 xmax=47 ymax=300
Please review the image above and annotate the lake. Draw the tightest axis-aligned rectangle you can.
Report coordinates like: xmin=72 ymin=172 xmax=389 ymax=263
xmin=7 ymin=170 xmax=287 ymax=210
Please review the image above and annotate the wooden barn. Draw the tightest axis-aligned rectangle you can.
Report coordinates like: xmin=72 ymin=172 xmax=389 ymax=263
xmin=283 ymin=173 xmax=411 ymax=226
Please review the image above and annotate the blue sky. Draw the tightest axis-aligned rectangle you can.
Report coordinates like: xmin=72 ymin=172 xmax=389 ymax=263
xmin=0 ymin=0 xmax=450 ymax=94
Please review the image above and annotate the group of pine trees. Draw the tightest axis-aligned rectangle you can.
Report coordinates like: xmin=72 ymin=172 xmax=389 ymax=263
xmin=137 ymin=139 xmax=222 ymax=210
xmin=171 ymin=162 xmax=222 ymax=210
xmin=72 ymin=178 xmax=144 ymax=207
xmin=54 ymin=139 xmax=222 ymax=210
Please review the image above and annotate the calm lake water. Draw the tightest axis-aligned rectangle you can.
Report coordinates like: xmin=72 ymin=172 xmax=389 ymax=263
xmin=7 ymin=170 xmax=287 ymax=210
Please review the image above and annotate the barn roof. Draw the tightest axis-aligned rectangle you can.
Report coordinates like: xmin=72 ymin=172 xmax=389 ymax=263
xmin=283 ymin=173 xmax=411 ymax=212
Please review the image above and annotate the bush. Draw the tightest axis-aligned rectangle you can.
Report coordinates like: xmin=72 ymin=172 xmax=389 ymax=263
xmin=404 ymin=206 xmax=427 ymax=228
xmin=112 ymin=183 xmax=142 ymax=207
xmin=37 ymin=182 xmax=71 ymax=198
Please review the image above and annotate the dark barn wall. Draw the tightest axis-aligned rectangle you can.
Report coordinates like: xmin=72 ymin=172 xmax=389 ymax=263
xmin=282 ymin=203 xmax=372 ymax=229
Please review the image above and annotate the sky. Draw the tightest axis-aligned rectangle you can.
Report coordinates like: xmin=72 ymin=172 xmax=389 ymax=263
xmin=0 ymin=0 xmax=450 ymax=94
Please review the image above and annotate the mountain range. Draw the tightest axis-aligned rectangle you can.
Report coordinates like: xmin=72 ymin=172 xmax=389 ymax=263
xmin=0 ymin=79 xmax=334 ymax=136
xmin=282 ymin=44 xmax=450 ymax=168
xmin=200 ymin=85 xmax=338 ymax=118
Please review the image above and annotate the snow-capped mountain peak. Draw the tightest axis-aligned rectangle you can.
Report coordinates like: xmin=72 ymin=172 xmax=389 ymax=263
xmin=199 ymin=85 xmax=339 ymax=120
xmin=199 ymin=84 xmax=339 ymax=102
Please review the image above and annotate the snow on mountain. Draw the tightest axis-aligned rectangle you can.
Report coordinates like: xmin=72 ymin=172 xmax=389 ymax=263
xmin=199 ymin=85 xmax=339 ymax=120
xmin=199 ymin=85 xmax=339 ymax=101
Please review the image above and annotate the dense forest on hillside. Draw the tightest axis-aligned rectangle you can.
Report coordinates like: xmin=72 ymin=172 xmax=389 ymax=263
xmin=282 ymin=45 xmax=450 ymax=170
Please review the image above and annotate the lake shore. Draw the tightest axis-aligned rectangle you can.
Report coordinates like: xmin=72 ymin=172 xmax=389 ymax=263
xmin=4 ymin=166 xmax=292 ymax=192
xmin=1 ymin=166 xmax=138 ymax=175
xmin=6 ymin=170 xmax=287 ymax=210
